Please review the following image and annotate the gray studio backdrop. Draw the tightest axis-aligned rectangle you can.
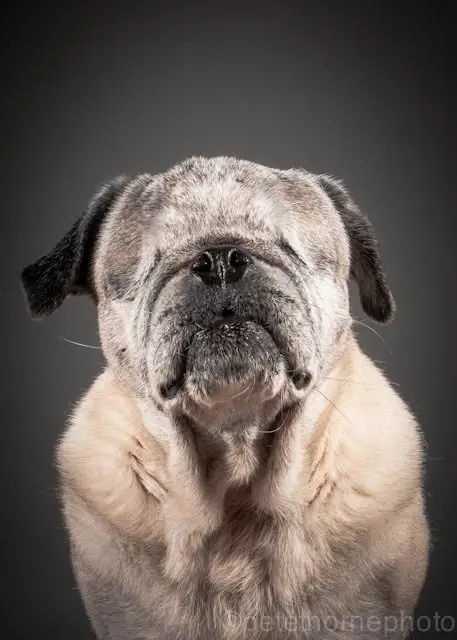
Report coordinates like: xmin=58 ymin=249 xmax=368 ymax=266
xmin=2 ymin=2 xmax=456 ymax=638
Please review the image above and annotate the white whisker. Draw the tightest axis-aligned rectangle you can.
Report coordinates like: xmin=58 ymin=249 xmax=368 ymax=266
xmin=230 ymin=378 xmax=256 ymax=399
xmin=59 ymin=337 xmax=101 ymax=350
xmin=259 ymin=413 xmax=288 ymax=434
xmin=259 ymin=397 xmax=289 ymax=434
xmin=315 ymin=387 xmax=353 ymax=426
xmin=352 ymin=318 xmax=392 ymax=354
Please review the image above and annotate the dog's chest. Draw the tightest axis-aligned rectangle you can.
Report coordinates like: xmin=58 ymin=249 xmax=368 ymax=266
xmin=154 ymin=505 xmax=341 ymax=639
xmin=79 ymin=499 xmax=391 ymax=639
xmin=203 ymin=505 xmax=315 ymax=596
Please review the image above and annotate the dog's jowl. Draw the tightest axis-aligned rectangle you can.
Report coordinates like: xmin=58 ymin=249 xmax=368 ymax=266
xmin=22 ymin=157 xmax=429 ymax=639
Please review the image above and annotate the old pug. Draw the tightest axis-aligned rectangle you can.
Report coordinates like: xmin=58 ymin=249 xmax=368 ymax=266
xmin=22 ymin=157 xmax=429 ymax=639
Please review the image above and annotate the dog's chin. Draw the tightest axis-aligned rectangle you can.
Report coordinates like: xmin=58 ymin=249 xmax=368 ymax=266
xmin=156 ymin=321 xmax=313 ymax=425
xmin=184 ymin=321 xmax=286 ymax=410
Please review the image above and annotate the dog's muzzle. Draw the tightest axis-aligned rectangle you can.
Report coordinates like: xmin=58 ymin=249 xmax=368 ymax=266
xmin=157 ymin=245 xmax=312 ymax=406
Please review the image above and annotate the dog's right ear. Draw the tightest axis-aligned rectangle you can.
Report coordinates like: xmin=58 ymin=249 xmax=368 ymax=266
xmin=21 ymin=176 xmax=129 ymax=319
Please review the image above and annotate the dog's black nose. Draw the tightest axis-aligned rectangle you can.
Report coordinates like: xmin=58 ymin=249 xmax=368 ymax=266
xmin=192 ymin=247 xmax=252 ymax=285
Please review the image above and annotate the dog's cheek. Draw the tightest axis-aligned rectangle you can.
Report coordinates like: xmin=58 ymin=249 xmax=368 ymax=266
xmin=313 ymin=276 xmax=351 ymax=360
xmin=98 ymin=301 xmax=145 ymax=393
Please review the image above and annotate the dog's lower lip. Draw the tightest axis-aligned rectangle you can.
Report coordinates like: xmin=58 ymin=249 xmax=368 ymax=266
xmin=211 ymin=314 xmax=256 ymax=329
xmin=162 ymin=320 xmax=299 ymax=401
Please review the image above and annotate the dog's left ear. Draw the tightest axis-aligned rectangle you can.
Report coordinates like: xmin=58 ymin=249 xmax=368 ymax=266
xmin=21 ymin=176 xmax=129 ymax=319
xmin=317 ymin=174 xmax=395 ymax=323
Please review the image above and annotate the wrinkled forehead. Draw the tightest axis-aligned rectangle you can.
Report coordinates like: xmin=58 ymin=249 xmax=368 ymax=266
xmin=96 ymin=158 xmax=345 ymax=286
xmin=155 ymin=174 xmax=281 ymax=248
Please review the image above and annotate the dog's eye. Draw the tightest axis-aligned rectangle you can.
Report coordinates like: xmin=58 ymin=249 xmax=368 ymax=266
xmin=279 ymin=238 xmax=302 ymax=261
xmin=278 ymin=237 xmax=311 ymax=273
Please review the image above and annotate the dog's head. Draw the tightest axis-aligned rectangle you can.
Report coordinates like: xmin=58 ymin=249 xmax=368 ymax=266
xmin=22 ymin=157 xmax=394 ymax=434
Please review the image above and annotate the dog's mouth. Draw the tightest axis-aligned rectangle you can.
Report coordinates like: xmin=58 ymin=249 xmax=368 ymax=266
xmin=158 ymin=314 xmax=311 ymax=402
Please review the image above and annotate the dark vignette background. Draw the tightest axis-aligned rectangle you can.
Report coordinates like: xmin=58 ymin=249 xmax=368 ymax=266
xmin=1 ymin=1 xmax=456 ymax=638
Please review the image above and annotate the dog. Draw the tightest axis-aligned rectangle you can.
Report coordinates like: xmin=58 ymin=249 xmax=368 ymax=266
xmin=21 ymin=157 xmax=429 ymax=639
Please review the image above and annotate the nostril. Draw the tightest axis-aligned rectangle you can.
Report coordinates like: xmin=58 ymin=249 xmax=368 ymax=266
xmin=193 ymin=247 xmax=251 ymax=285
xmin=228 ymin=249 xmax=251 ymax=269
xmin=192 ymin=251 xmax=213 ymax=274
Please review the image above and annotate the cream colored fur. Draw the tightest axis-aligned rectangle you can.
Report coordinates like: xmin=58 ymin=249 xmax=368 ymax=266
xmin=21 ymin=157 xmax=429 ymax=638
xmin=57 ymin=332 xmax=429 ymax=640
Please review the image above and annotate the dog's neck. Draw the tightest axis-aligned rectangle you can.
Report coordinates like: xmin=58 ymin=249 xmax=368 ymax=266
xmin=136 ymin=334 xmax=358 ymax=582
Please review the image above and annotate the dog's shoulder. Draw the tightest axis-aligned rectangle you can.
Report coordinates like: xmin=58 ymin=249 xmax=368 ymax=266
xmin=56 ymin=370 xmax=166 ymax=545
xmin=345 ymin=341 xmax=424 ymax=476
xmin=307 ymin=337 xmax=425 ymax=522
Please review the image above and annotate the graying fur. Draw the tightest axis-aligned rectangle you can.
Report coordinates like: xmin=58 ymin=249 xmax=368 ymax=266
xmin=22 ymin=157 xmax=429 ymax=639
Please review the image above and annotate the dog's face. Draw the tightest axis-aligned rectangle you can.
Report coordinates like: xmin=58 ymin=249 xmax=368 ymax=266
xmin=22 ymin=157 xmax=394 ymax=434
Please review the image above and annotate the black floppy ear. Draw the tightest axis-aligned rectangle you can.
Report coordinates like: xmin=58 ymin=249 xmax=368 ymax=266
xmin=21 ymin=176 xmax=129 ymax=319
xmin=317 ymin=174 xmax=395 ymax=323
